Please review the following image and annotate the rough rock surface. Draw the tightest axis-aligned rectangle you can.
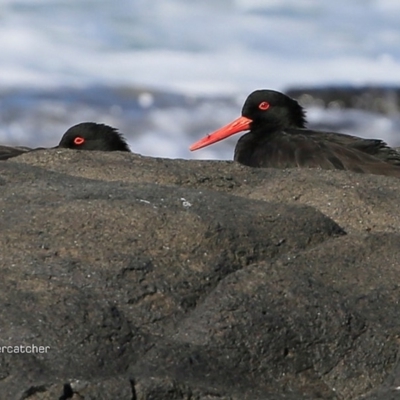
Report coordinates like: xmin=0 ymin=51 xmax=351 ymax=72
xmin=1 ymin=149 xmax=400 ymax=399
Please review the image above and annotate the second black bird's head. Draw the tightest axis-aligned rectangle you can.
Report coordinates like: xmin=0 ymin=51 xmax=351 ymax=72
xmin=190 ymin=89 xmax=307 ymax=151
xmin=57 ymin=122 xmax=131 ymax=152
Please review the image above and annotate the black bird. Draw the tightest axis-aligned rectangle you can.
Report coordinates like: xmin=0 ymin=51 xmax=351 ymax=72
xmin=0 ymin=122 xmax=130 ymax=160
xmin=190 ymin=89 xmax=400 ymax=177
xmin=57 ymin=122 xmax=130 ymax=152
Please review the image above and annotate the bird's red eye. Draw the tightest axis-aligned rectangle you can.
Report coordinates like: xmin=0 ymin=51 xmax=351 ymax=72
xmin=258 ymin=101 xmax=270 ymax=110
xmin=74 ymin=137 xmax=85 ymax=146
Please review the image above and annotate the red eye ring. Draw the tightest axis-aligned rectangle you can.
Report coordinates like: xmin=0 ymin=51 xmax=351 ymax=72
xmin=258 ymin=101 xmax=270 ymax=110
xmin=74 ymin=137 xmax=85 ymax=146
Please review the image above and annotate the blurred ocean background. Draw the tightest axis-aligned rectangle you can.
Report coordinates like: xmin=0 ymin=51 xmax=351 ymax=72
xmin=1 ymin=0 xmax=400 ymax=159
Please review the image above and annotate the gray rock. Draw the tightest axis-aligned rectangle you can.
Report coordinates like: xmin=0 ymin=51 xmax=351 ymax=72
xmin=286 ymin=86 xmax=400 ymax=115
xmin=1 ymin=149 xmax=400 ymax=399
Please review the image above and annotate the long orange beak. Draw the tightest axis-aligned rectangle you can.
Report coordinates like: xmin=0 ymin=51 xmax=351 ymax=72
xmin=189 ymin=116 xmax=252 ymax=151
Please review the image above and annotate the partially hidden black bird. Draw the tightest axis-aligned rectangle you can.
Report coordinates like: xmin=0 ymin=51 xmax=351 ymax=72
xmin=57 ymin=122 xmax=130 ymax=152
xmin=190 ymin=89 xmax=400 ymax=177
xmin=0 ymin=122 xmax=131 ymax=161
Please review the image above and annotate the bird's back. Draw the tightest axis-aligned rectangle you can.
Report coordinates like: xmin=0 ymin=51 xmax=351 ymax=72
xmin=235 ymin=128 xmax=400 ymax=177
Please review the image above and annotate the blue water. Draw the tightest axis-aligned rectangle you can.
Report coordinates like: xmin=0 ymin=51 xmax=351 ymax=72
xmin=1 ymin=0 xmax=400 ymax=159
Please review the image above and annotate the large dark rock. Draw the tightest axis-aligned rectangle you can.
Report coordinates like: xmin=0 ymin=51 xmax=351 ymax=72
xmin=286 ymin=86 xmax=400 ymax=115
xmin=1 ymin=150 xmax=400 ymax=399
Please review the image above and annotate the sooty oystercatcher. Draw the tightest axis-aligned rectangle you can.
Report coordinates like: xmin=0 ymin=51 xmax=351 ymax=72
xmin=190 ymin=89 xmax=400 ymax=177
xmin=0 ymin=122 xmax=130 ymax=160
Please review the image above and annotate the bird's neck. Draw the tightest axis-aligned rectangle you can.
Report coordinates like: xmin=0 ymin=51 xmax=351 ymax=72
xmin=252 ymin=110 xmax=307 ymax=132
xmin=289 ymin=105 xmax=307 ymax=128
